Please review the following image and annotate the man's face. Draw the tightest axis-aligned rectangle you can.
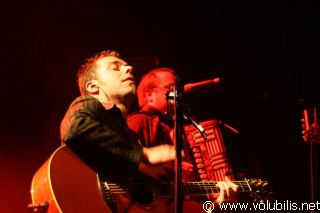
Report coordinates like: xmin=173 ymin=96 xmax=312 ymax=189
xmin=94 ymin=56 xmax=136 ymax=104
xmin=149 ymin=71 xmax=175 ymax=113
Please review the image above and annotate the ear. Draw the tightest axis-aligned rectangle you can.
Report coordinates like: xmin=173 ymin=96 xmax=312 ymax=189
xmin=86 ymin=80 xmax=99 ymax=94
xmin=145 ymin=89 xmax=154 ymax=103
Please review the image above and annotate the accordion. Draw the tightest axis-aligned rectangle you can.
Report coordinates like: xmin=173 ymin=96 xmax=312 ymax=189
xmin=184 ymin=120 xmax=234 ymax=182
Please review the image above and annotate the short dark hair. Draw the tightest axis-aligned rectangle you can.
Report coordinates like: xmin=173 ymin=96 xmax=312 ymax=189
xmin=77 ymin=50 xmax=120 ymax=95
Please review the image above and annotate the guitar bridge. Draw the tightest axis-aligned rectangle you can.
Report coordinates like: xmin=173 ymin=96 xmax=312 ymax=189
xmin=100 ymin=180 xmax=118 ymax=212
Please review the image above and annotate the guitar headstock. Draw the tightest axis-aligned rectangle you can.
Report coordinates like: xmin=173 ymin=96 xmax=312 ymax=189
xmin=246 ymin=179 xmax=275 ymax=203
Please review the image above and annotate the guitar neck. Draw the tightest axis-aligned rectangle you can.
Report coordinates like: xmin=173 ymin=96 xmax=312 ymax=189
xmin=153 ymin=181 xmax=252 ymax=197
xmin=106 ymin=180 xmax=269 ymax=198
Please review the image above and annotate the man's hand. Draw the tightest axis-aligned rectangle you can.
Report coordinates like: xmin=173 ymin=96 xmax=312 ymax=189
xmin=142 ymin=145 xmax=177 ymax=164
xmin=215 ymin=176 xmax=239 ymax=204
xmin=181 ymin=161 xmax=194 ymax=181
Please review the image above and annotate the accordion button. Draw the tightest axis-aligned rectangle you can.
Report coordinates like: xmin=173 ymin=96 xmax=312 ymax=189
xmin=200 ymin=174 xmax=208 ymax=179
xmin=195 ymin=158 xmax=203 ymax=163
xmin=197 ymin=163 xmax=205 ymax=168
xmin=194 ymin=153 xmax=201 ymax=158
xmin=198 ymin=169 xmax=206 ymax=174
xmin=192 ymin=148 xmax=200 ymax=152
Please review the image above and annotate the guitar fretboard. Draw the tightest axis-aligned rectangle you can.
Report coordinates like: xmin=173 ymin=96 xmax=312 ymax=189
xmin=104 ymin=180 xmax=269 ymax=198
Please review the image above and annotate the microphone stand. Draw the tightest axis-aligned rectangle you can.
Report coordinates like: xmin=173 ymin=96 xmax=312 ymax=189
xmin=170 ymin=76 xmax=208 ymax=213
xmin=173 ymin=76 xmax=184 ymax=213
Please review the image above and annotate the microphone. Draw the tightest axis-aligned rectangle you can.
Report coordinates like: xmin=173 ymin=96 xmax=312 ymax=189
xmin=184 ymin=78 xmax=222 ymax=93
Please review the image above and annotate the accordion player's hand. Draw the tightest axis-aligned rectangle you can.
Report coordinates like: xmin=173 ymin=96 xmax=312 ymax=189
xmin=181 ymin=161 xmax=194 ymax=182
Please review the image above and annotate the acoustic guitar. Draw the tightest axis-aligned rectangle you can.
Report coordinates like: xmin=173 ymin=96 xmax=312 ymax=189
xmin=30 ymin=145 xmax=272 ymax=213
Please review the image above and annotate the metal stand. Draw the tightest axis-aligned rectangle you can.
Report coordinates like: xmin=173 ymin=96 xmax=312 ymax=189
xmin=168 ymin=76 xmax=208 ymax=213
xmin=173 ymin=76 xmax=184 ymax=213
xmin=302 ymin=107 xmax=319 ymax=213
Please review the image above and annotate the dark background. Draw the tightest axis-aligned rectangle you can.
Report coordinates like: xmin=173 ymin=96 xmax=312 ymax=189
xmin=1 ymin=1 xmax=319 ymax=212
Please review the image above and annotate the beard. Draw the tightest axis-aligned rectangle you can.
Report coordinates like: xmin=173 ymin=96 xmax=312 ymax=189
xmin=116 ymin=84 xmax=137 ymax=107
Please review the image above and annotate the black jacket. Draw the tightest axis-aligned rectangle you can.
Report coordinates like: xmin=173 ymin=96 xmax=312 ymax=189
xmin=60 ymin=95 xmax=143 ymax=181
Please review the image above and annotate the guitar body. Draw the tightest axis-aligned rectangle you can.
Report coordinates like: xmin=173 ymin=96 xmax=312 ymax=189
xmin=30 ymin=146 xmax=171 ymax=213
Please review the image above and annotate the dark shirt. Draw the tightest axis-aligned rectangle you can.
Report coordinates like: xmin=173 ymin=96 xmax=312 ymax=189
xmin=127 ymin=105 xmax=176 ymax=175
xmin=127 ymin=105 xmax=174 ymax=147
xmin=60 ymin=95 xmax=143 ymax=181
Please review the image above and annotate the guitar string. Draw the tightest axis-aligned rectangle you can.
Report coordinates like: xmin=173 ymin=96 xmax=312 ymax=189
xmin=105 ymin=181 xmax=268 ymax=194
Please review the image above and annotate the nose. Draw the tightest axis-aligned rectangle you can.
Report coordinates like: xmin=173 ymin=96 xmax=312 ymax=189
xmin=123 ymin=65 xmax=133 ymax=74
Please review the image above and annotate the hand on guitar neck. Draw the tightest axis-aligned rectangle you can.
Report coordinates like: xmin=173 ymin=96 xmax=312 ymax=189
xmin=140 ymin=144 xmax=239 ymax=204
xmin=213 ymin=176 xmax=239 ymax=204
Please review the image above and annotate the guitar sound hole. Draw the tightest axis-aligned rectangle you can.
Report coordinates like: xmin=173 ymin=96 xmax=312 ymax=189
xmin=130 ymin=186 xmax=154 ymax=205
